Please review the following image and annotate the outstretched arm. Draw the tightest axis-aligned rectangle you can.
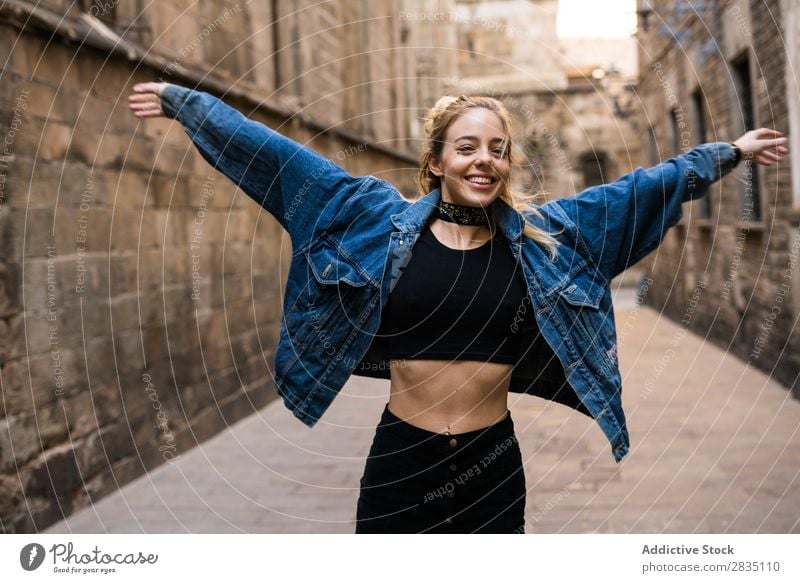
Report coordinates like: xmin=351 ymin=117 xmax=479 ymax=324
xmin=128 ymin=82 xmax=361 ymax=250
xmin=546 ymin=130 xmax=788 ymax=282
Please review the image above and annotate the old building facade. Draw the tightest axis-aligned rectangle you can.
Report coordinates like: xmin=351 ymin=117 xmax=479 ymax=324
xmin=10 ymin=0 xmax=788 ymax=534
xmin=635 ymin=0 xmax=799 ymax=397
xmin=447 ymin=0 xmax=644 ymax=287
xmin=0 ymin=0 xmax=422 ymax=532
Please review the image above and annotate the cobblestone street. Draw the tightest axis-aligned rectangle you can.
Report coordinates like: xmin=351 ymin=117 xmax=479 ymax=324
xmin=46 ymin=291 xmax=800 ymax=534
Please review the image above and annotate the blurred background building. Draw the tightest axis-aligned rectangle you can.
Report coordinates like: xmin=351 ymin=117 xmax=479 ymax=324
xmin=635 ymin=0 xmax=799 ymax=397
xmin=447 ymin=0 xmax=642 ymax=233
xmin=0 ymin=0 xmax=795 ymax=532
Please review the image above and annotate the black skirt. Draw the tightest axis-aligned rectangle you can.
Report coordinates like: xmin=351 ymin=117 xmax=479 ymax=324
xmin=355 ymin=404 xmax=526 ymax=534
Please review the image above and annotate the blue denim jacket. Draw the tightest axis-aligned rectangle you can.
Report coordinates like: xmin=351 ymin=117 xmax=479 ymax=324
xmin=160 ymin=84 xmax=738 ymax=462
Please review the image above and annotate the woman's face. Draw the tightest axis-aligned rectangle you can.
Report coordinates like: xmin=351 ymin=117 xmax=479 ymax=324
xmin=428 ymin=107 xmax=511 ymax=207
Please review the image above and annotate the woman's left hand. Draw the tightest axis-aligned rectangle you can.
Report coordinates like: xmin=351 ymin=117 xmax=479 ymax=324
xmin=733 ymin=128 xmax=789 ymax=166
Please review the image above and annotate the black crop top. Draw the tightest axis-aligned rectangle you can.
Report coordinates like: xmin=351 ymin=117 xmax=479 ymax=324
xmin=374 ymin=222 xmax=543 ymax=365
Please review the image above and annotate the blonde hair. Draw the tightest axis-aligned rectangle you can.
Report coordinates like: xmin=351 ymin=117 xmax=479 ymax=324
xmin=417 ymin=94 xmax=562 ymax=260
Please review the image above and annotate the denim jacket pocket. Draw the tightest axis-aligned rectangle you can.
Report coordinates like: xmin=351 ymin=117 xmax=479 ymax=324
xmin=284 ymin=238 xmax=371 ymax=366
xmin=557 ymin=268 xmax=605 ymax=309
xmin=554 ymin=266 xmax=616 ymax=375
xmin=305 ymin=238 xmax=370 ymax=288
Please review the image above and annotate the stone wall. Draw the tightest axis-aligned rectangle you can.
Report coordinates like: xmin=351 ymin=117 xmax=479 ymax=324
xmin=0 ymin=0 xmax=417 ymax=532
xmin=635 ymin=0 xmax=799 ymax=397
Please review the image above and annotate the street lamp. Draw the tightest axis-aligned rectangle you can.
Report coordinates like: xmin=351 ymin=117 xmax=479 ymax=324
xmin=592 ymin=64 xmax=635 ymax=120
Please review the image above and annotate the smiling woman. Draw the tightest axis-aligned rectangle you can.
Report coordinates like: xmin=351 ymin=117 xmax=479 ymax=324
xmin=127 ymin=81 xmax=787 ymax=534
xmin=417 ymin=94 xmax=561 ymax=255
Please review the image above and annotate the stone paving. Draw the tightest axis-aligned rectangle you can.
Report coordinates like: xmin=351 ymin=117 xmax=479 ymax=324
xmin=46 ymin=289 xmax=800 ymax=533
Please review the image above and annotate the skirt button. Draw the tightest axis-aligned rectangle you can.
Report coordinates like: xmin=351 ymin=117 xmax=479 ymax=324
xmin=448 ymin=438 xmax=458 ymax=448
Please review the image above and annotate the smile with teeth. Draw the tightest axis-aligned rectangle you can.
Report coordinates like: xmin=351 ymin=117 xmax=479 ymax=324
xmin=465 ymin=176 xmax=496 ymax=184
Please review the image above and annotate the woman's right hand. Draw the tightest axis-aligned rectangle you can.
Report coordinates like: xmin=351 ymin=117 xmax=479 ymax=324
xmin=127 ymin=82 xmax=170 ymax=119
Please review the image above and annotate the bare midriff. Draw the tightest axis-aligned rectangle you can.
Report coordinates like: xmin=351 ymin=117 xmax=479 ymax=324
xmin=387 ymin=359 xmax=512 ymax=435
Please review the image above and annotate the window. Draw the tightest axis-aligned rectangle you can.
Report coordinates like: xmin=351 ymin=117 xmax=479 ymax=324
xmin=580 ymin=151 xmax=608 ymax=188
xmin=731 ymin=51 xmax=761 ymax=222
xmin=690 ymin=88 xmax=712 ymax=219
xmin=690 ymin=89 xmax=708 ymax=143
xmin=647 ymin=125 xmax=659 ymax=166
xmin=524 ymin=134 xmax=538 ymax=157
xmin=359 ymin=0 xmax=373 ymax=136
xmin=271 ymin=0 xmax=282 ymax=90
xmin=467 ymin=33 xmax=476 ymax=61
xmin=291 ymin=0 xmax=304 ymax=99
xmin=788 ymin=1 xmax=800 ymax=207
xmin=273 ymin=0 xmax=304 ymax=97
xmin=669 ymin=107 xmax=681 ymax=155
